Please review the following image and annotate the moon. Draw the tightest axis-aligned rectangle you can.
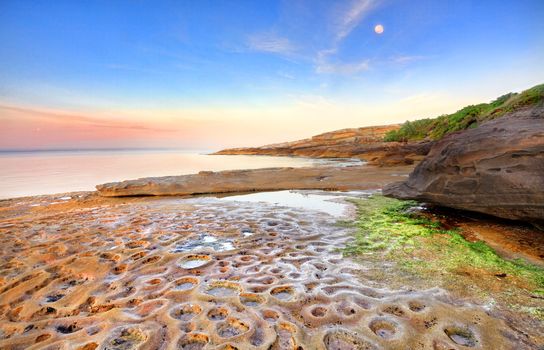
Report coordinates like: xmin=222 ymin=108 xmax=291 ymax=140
xmin=374 ymin=24 xmax=384 ymax=34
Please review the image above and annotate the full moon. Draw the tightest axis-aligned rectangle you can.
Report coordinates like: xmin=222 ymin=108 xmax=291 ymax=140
xmin=374 ymin=24 xmax=384 ymax=34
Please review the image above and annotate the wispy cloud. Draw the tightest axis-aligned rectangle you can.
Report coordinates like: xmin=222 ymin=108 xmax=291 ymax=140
xmin=244 ymin=0 xmax=381 ymax=75
xmin=314 ymin=0 xmax=380 ymax=75
xmin=390 ymin=55 xmax=429 ymax=64
xmin=315 ymin=48 xmax=370 ymax=75
xmin=247 ymin=33 xmax=295 ymax=55
xmin=316 ymin=59 xmax=370 ymax=75
xmin=0 ymin=104 xmax=177 ymax=133
xmin=334 ymin=0 xmax=379 ymax=41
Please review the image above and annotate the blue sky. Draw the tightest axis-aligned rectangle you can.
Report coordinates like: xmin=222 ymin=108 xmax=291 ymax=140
xmin=0 ymin=0 xmax=543 ymax=149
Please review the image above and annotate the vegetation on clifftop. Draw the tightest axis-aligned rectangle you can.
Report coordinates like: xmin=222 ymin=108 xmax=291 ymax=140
xmin=384 ymin=83 xmax=544 ymax=142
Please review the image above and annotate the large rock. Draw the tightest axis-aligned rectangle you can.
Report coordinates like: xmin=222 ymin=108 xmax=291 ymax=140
xmin=96 ymin=165 xmax=414 ymax=197
xmin=383 ymin=107 xmax=544 ymax=222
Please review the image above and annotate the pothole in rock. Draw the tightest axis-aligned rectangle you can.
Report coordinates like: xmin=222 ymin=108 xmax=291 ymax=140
xmin=270 ymin=286 xmax=295 ymax=301
xmin=179 ymin=255 xmax=212 ymax=269
xmin=240 ymin=228 xmax=254 ymax=237
xmin=444 ymin=326 xmax=477 ymax=347
xmin=205 ymin=281 xmax=242 ymax=297
xmin=239 ymin=293 xmax=265 ymax=307
xmin=311 ymin=306 xmax=328 ymax=318
xmin=56 ymin=323 xmax=81 ymax=334
xmin=172 ymin=234 xmax=234 ymax=253
xmin=207 ymin=307 xmax=229 ymax=321
xmin=323 ymin=330 xmax=376 ymax=350
xmin=262 ymin=309 xmax=279 ymax=323
xmin=102 ymin=326 xmax=148 ymax=350
xmin=216 ymin=318 xmax=250 ymax=338
xmin=45 ymin=294 xmax=64 ymax=303
xmin=174 ymin=277 xmax=199 ymax=291
xmin=171 ymin=303 xmax=202 ymax=322
xmin=178 ymin=333 xmax=209 ymax=350
xmin=369 ymin=318 xmax=398 ymax=339
xmin=408 ymin=300 xmax=426 ymax=312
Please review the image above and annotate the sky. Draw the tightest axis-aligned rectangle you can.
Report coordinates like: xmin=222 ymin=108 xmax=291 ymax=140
xmin=1 ymin=0 xmax=543 ymax=150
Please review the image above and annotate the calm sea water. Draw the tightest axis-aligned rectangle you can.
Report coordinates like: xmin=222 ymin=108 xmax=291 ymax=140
xmin=0 ymin=149 xmax=352 ymax=199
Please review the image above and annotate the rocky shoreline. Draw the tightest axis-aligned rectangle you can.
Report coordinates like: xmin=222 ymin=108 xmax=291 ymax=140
xmin=1 ymin=87 xmax=543 ymax=349
xmin=214 ymin=125 xmax=433 ymax=167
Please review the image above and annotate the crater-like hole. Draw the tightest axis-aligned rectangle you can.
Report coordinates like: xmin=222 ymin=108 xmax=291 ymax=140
xmin=240 ymin=293 xmax=265 ymax=307
xmin=174 ymin=277 xmax=198 ymax=291
xmin=323 ymin=330 xmax=375 ymax=350
xmin=216 ymin=318 xmax=250 ymax=338
xmin=408 ymin=300 xmax=426 ymax=312
xmin=444 ymin=326 xmax=477 ymax=347
xmin=179 ymin=255 xmax=212 ymax=269
xmin=207 ymin=307 xmax=229 ymax=321
xmin=369 ymin=319 xmax=397 ymax=339
xmin=311 ymin=306 xmax=327 ymax=318
xmin=171 ymin=303 xmax=202 ymax=322
xmin=205 ymin=281 xmax=242 ymax=297
xmin=262 ymin=309 xmax=279 ymax=323
xmin=178 ymin=333 xmax=209 ymax=350
xmin=270 ymin=286 xmax=294 ymax=301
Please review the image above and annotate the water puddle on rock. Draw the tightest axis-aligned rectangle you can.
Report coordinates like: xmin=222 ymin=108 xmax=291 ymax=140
xmin=172 ymin=233 xmax=234 ymax=253
xmin=218 ymin=189 xmax=374 ymax=217
xmin=0 ymin=190 xmax=530 ymax=349
xmin=178 ymin=255 xmax=212 ymax=269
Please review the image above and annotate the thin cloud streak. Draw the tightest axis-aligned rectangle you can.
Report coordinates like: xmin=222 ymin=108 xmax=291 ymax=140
xmin=390 ymin=55 xmax=429 ymax=64
xmin=335 ymin=0 xmax=378 ymax=41
xmin=316 ymin=59 xmax=370 ymax=74
xmin=0 ymin=104 xmax=178 ymax=133
xmin=247 ymin=33 xmax=295 ymax=55
xmin=314 ymin=0 xmax=381 ymax=75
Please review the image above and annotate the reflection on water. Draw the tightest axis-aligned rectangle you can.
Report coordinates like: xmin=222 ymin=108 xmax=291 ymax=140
xmin=172 ymin=234 xmax=235 ymax=253
xmin=219 ymin=190 xmax=374 ymax=217
xmin=0 ymin=149 xmax=352 ymax=199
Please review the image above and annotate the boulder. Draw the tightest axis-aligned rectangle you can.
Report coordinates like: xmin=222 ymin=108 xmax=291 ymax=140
xmin=383 ymin=106 xmax=544 ymax=222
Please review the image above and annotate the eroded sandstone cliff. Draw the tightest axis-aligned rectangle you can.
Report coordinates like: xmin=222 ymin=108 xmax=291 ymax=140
xmin=383 ymin=106 xmax=544 ymax=222
xmin=214 ymin=125 xmax=432 ymax=166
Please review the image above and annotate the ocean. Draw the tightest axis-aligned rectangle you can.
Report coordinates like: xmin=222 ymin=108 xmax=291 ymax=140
xmin=0 ymin=149 xmax=351 ymax=199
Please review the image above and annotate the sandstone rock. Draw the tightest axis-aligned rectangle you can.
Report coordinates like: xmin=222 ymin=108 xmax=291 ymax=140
xmin=383 ymin=106 xmax=544 ymax=222
xmin=96 ymin=165 xmax=414 ymax=197
xmin=214 ymin=124 xmax=431 ymax=166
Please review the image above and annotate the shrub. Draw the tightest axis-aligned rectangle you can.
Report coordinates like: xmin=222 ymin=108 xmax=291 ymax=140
xmin=383 ymin=83 xmax=543 ymax=142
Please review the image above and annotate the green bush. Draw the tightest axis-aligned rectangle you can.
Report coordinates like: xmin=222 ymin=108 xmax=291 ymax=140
xmin=384 ymin=83 xmax=543 ymax=142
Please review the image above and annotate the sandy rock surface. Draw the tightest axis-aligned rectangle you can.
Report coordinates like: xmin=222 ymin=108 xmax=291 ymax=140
xmin=0 ymin=192 xmax=529 ymax=349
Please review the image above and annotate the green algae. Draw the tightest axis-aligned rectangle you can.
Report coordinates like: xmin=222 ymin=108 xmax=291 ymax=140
xmin=344 ymin=195 xmax=544 ymax=295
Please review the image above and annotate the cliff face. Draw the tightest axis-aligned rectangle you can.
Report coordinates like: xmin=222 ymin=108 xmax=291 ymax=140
xmin=214 ymin=124 xmax=433 ymax=166
xmin=384 ymin=106 xmax=544 ymax=222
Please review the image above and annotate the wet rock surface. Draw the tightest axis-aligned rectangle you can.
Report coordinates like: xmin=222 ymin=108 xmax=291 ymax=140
xmin=0 ymin=192 xmax=531 ymax=349
xmin=384 ymin=107 xmax=544 ymax=222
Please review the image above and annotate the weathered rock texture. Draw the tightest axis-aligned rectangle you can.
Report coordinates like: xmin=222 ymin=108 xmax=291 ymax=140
xmin=214 ymin=125 xmax=433 ymax=166
xmin=383 ymin=107 xmax=544 ymax=222
xmin=96 ymin=165 xmax=414 ymax=197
